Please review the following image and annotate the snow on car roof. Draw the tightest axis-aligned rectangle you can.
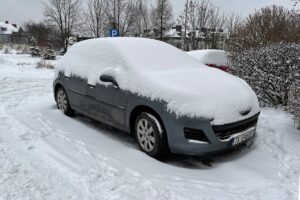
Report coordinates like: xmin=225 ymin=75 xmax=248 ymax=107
xmin=114 ymin=38 xmax=204 ymax=71
xmin=58 ymin=37 xmax=202 ymax=73
xmin=188 ymin=49 xmax=228 ymax=66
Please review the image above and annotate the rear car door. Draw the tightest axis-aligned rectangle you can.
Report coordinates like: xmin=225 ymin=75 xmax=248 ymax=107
xmin=86 ymin=83 xmax=127 ymax=127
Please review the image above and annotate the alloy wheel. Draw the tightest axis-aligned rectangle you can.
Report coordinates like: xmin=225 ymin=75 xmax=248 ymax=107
xmin=136 ymin=118 xmax=156 ymax=152
xmin=57 ymin=89 xmax=68 ymax=112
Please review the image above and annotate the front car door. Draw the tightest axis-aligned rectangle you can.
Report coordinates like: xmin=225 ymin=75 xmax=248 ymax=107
xmin=86 ymin=83 xmax=128 ymax=129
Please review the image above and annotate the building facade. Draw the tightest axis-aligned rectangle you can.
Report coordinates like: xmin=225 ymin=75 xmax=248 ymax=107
xmin=0 ymin=21 xmax=29 ymax=44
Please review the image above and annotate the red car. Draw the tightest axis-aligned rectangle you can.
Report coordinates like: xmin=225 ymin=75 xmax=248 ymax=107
xmin=187 ymin=50 xmax=231 ymax=72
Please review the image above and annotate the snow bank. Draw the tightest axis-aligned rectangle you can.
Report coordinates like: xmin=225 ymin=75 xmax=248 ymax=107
xmin=0 ymin=57 xmax=5 ymax=64
xmin=56 ymin=38 xmax=260 ymax=125
xmin=187 ymin=50 xmax=228 ymax=66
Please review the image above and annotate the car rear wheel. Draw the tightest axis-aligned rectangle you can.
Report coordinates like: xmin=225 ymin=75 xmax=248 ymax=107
xmin=135 ymin=112 xmax=169 ymax=158
xmin=56 ymin=87 xmax=74 ymax=116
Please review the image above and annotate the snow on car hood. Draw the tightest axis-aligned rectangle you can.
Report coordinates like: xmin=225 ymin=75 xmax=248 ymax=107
xmin=125 ymin=67 xmax=260 ymax=125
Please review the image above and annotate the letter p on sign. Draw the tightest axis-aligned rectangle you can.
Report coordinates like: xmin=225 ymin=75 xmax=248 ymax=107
xmin=110 ymin=29 xmax=119 ymax=37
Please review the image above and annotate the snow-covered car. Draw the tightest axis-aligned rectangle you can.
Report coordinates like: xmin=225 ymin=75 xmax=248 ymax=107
xmin=53 ymin=38 xmax=260 ymax=158
xmin=187 ymin=49 xmax=231 ymax=72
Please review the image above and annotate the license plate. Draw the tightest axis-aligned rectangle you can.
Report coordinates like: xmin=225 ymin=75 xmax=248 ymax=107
xmin=232 ymin=128 xmax=255 ymax=146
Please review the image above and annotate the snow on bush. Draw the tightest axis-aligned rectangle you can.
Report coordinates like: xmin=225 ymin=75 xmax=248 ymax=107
xmin=229 ymin=43 xmax=300 ymax=126
xmin=288 ymin=84 xmax=300 ymax=128
xmin=56 ymin=38 xmax=260 ymax=125
xmin=36 ymin=60 xmax=54 ymax=69
xmin=0 ymin=45 xmax=30 ymax=55
xmin=4 ymin=48 xmax=11 ymax=54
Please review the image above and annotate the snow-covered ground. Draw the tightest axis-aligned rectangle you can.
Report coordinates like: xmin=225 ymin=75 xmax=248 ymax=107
xmin=0 ymin=53 xmax=299 ymax=200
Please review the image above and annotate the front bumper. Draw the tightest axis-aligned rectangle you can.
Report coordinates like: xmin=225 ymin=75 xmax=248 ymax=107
xmin=162 ymin=112 xmax=260 ymax=156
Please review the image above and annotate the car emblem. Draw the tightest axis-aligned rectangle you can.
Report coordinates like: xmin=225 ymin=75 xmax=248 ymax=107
xmin=240 ymin=109 xmax=251 ymax=116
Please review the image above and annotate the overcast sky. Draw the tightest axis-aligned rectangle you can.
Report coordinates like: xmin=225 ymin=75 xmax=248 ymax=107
xmin=0 ymin=0 xmax=295 ymax=26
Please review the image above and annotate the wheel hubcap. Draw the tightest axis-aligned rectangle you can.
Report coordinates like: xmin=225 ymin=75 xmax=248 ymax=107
xmin=57 ymin=90 xmax=67 ymax=111
xmin=137 ymin=118 xmax=155 ymax=152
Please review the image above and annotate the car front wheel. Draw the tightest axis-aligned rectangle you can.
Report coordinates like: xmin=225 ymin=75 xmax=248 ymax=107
xmin=135 ymin=112 xmax=169 ymax=158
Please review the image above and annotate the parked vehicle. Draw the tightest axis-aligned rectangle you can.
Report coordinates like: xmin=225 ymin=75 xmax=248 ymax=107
xmin=188 ymin=50 xmax=231 ymax=72
xmin=53 ymin=38 xmax=260 ymax=158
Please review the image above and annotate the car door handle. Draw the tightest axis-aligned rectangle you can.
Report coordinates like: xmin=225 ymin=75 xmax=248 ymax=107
xmin=88 ymin=84 xmax=95 ymax=88
xmin=64 ymin=76 xmax=70 ymax=80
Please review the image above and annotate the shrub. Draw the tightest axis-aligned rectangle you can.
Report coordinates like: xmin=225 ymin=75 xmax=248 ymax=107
xmin=230 ymin=43 xmax=300 ymax=106
xmin=4 ymin=48 xmax=10 ymax=54
xmin=36 ymin=60 xmax=55 ymax=69
xmin=21 ymin=46 xmax=30 ymax=54
xmin=229 ymin=43 xmax=300 ymax=127
xmin=288 ymin=84 xmax=300 ymax=128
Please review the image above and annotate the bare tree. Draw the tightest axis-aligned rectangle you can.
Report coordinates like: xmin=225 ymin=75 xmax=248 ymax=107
xmin=225 ymin=12 xmax=242 ymax=37
xmin=131 ymin=0 xmax=150 ymax=37
xmin=178 ymin=0 xmax=221 ymax=50
xmin=151 ymin=0 xmax=173 ymax=40
xmin=106 ymin=0 xmax=135 ymax=36
xmin=23 ymin=21 xmax=55 ymax=47
xmin=195 ymin=1 xmax=212 ymax=28
xmin=44 ymin=0 xmax=82 ymax=51
xmin=207 ymin=6 xmax=226 ymax=48
xmin=230 ymin=5 xmax=299 ymax=50
xmin=85 ymin=0 xmax=108 ymax=37
xmin=182 ymin=0 xmax=189 ymax=50
xmin=208 ymin=6 xmax=222 ymax=29
xmin=178 ymin=0 xmax=198 ymax=50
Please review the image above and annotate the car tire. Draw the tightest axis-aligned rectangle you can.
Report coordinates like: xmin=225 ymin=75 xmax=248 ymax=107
xmin=56 ymin=87 xmax=74 ymax=116
xmin=135 ymin=112 xmax=169 ymax=158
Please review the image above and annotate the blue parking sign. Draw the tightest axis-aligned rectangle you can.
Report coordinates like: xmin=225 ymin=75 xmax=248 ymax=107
xmin=109 ymin=29 xmax=120 ymax=37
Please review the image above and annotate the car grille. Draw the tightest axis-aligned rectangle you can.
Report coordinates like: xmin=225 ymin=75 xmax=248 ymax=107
xmin=212 ymin=113 xmax=259 ymax=141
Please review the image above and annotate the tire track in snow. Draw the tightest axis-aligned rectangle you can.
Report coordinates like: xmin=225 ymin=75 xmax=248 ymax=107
xmin=0 ymin=75 xmax=191 ymax=200
xmin=256 ymin=110 xmax=300 ymax=199
xmin=0 ymin=76 xmax=83 ymax=199
xmin=25 ymin=109 xmax=278 ymax=200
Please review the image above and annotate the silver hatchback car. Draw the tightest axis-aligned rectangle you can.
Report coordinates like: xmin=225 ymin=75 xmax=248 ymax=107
xmin=53 ymin=38 xmax=260 ymax=158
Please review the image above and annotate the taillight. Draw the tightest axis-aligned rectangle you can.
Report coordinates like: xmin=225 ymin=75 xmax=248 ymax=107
xmin=206 ymin=63 xmax=218 ymax=68
xmin=219 ymin=66 xmax=230 ymax=72
xmin=206 ymin=63 xmax=231 ymax=72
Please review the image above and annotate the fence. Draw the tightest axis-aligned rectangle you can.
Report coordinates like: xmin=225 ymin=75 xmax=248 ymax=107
xmin=0 ymin=34 xmax=29 ymax=44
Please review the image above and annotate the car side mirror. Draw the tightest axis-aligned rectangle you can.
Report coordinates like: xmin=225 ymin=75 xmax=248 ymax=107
xmin=100 ymin=74 xmax=119 ymax=89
